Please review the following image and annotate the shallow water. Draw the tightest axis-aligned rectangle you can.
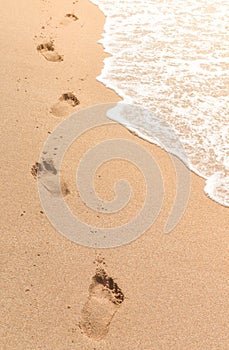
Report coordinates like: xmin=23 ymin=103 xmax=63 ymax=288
xmin=91 ymin=0 xmax=229 ymax=207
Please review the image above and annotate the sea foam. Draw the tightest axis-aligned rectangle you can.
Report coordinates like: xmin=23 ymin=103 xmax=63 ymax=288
xmin=91 ymin=0 xmax=229 ymax=207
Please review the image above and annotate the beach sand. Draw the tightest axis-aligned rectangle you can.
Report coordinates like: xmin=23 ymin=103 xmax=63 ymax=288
xmin=1 ymin=0 xmax=228 ymax=349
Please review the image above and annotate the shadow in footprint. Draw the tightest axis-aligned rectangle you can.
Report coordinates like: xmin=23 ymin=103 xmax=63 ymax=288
xmin=37 ymin=41 xmax=63 ymax=62
xmin=79 ymin=268 xmax=124 ymax=341
xmin=50 ymin=92 xmax=80 ymax=117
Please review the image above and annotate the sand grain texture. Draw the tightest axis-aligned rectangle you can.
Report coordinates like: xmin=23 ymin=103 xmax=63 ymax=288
xmin=1 ymin=0 xmax=228 ymax=349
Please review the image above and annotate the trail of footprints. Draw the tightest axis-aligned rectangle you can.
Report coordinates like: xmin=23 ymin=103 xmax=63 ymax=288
xmin=34 ymin=7 xmax=125 ymax=342
xmin=35 ymin=8 xmax=80 ymax=116
xmin=79 ymin=266 xmax=124 ymax=341
xmin=31 ymin=9 xmax=80 ymax=184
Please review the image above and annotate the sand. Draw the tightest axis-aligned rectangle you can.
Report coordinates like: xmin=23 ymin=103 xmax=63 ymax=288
xmin=1 ymin=0 xmax=228 ymax=349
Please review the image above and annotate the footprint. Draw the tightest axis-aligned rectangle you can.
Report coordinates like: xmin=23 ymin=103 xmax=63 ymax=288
xmin=50 ymin=92 xmax=80 ymax=117
xmin=37 ymin=41 xmax=63 ymax=62
xmin=79 ymin=267 xmax=124 ymax=341
xmin=60 ymin=13 xmax=78 ymax=25
xmin=32 ymin=159 xmax=70 ymax=197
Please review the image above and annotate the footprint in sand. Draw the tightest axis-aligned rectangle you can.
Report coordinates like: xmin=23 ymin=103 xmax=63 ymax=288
xmin=31 ymin=160 xmax=70 ymax=197
xmin=50 ymin=92 xmax=80 ymax=117
xmin=37 ymin=41 xmax=63 ymax=62
xmin=79 ymin=267 xmax=124 ymax=341
xmin=60 ymin=13 xmax=78 ymax=26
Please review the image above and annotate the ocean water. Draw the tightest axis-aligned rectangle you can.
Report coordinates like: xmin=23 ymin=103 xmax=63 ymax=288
xmin=91 ymin=0 xmax=229 ymax=207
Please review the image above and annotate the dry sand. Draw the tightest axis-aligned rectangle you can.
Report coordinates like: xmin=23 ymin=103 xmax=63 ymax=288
xmin=1 ymin=0 xmax=228 ymax=349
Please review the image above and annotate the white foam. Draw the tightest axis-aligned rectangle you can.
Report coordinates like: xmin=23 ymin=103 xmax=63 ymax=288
xmin=91 ymin=0 xmax=229 ymax=207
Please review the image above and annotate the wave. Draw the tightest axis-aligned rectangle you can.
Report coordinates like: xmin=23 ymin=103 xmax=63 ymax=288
xmin=91 ymin=0 xmax=229 ymax=207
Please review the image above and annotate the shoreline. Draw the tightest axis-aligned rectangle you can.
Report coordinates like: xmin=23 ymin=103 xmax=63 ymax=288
xmin=91 ymin=0 xmax=229 ymax=209
xmin=1 ymin=0 xmax=228 ymax=349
